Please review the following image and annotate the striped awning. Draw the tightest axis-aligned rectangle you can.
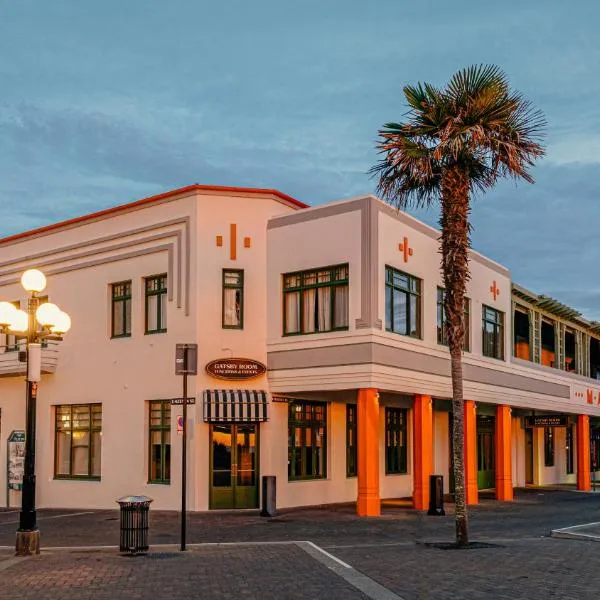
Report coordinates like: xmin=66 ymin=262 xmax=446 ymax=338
xmin=203 ymin=389 xmax=268 ymax=423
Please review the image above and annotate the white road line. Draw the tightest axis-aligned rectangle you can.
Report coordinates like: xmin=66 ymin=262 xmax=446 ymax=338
xmin=301 ymin=540 xmax=352 ymax=568
xmin=0 ymin=511 xmax=96 ymax=526
xmin=553 ymin=520 xmax=600 ymax=532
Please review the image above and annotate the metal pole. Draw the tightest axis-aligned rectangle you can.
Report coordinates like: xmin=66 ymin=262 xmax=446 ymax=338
xmin=16 ymin=293 xmax=40 ymax=555
xmin=181 ymin=347 xmax=188 ymax=552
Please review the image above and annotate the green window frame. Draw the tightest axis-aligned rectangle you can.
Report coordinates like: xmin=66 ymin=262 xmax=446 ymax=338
xmin=346 ymin=404 xmax=357 ymax=477
xmin=482 ymin=305 xmax=504 ymax=360
xmin=145 ymin=274 xmax=167 ymax=334
xmin=149 ymin=400 xmax=171 ymax=484
xmin=437 ymin=287 xmax=470 ymax=351
xmin=4 ymin=300 xmax=20 ymax=352
xmin=222 ymin=269 xmax=244 ymax=329
xmin=288 ymin=400 xmax=327 ymax=480
xmin=544 ymin=427 xmax=555 ymax=467
xmin=283 ymin=264 xmax=349 ymax=335
xmin=54 ymin=404 xmax=102 ymax=480
xmin=385 ymin=267 xmax=421 ymax=338
xmin=111 ymin=281 xmax=132 ymax=338
xmin=385 ymin=407 xmax=408 ymax=474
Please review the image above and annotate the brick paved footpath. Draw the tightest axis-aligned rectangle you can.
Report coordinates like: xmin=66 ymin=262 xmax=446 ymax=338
xmin=1 ymin=489 xmax=600 ymax=599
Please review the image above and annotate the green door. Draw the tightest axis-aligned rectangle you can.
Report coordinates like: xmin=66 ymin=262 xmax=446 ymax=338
xmin=210 ymin=424 xmax=259 ymax=509
xmin=477 ymin=417 xmax=495 ymax=490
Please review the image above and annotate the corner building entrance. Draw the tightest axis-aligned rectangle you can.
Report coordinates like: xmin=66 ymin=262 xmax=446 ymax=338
xmin=203 ymin=389 xmax=268 ymax=510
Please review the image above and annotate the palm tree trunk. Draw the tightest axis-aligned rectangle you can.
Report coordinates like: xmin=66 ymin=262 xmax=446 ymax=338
xmin=440 ymin=165 xmax=471 ymax=547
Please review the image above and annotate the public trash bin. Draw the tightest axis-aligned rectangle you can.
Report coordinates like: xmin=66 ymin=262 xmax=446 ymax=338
xmin=116 ymin=495 xmax=153 ymax=554
xmin=427 ymin=475 xmax=445 ymax=516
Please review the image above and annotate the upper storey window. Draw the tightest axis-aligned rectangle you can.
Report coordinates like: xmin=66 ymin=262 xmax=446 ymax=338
xmin=437 ymin=287 xmax=470 ymax=351
xmin=283 ymin=265 xmax=349 ymax=335
xmin=482 ymin=305 xmax=504 ymax=360
xmin=385 ymin=267 xmax=421 ymax=338
xmin=145 ymin=274 xmax=167 ymax=334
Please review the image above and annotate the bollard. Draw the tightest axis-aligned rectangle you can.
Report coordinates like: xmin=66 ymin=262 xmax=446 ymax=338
xmin=260 ymin=475 xmax=277 ymax=517
xmin=427 ymin=475 xmax=445 ymax=516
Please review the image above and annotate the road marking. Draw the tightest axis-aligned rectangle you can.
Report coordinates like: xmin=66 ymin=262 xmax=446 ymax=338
xmin=0 ymin=511 xmax=95 ymax=527
xmin=0 ymin=557 xmax=25 ymax=572
xmin=296 ymin=540 xmax=404 ymax=600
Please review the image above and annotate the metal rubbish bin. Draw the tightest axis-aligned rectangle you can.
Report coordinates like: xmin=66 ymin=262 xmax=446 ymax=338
xmin=427 ymin=475 xmax=445 ymax=516
xmin=117 ymin=495 xmax=153 ymax=554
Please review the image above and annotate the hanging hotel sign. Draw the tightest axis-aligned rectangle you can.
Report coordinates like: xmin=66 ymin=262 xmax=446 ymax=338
xmin=525 ymin=415 xmax=569 ymax=428
xmin=205 ymin=358 xmax=266 ymax=381
xmin=7 ymin=430 xmax=25 ymax=491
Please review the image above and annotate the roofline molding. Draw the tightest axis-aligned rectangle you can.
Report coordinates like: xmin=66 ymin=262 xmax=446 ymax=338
xmin=0 ymin=184 xmax=308 ymax=247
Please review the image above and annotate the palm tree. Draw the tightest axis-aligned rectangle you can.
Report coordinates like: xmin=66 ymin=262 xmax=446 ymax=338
xmin=370 ymin=65 xmax=545 ymax=546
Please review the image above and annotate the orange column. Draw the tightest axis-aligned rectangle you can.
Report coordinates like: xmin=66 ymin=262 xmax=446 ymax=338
xmin=464 ymin=400 xmax=479 ymax=505
xmin=357 ymin=388 xmax=381 ymax=516
xmin=413 ymin=395 xmax=433 ymax=510
xmin=577 ymin=414 xmax=591 ymax=492
xmin=495 ymin=405 xmax=513 ymax=501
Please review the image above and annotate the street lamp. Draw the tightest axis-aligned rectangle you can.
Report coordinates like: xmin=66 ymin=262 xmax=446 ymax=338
xmin=0 ymin=269 xmax=71 ymax=556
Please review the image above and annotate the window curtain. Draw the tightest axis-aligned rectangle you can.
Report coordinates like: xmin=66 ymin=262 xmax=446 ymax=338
xmin=333 ymin=286 xmax=349 ymax=329
xmin=317 ymin=287 xmax=331 ymax=331
xmin=285 ymin=291 xmax=300 ymax=333
xmin=223 ymin=289 xmax=240 ymax=326
xmin=302 ymin=289 xmax=316 ymax=333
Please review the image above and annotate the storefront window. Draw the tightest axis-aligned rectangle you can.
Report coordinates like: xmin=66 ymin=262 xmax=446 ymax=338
xmin=544 ymin=427 xmax=555 ymax=467
xmin=55 ymin=404 xmax=102 ymax=479
xmin=385 ymin=407 xmax=407 ymax=474
xmin=149 ymin=400 xmax=171 ymax=484
xmin=346 ymin=404 xmax=357 ymax=477
xmin=288 ymin=401 xmax=327 ymax=480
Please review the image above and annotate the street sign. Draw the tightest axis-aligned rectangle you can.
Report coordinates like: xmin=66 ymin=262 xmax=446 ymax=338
xmin=175 ymin=344 xmax=198 ymax=375
xmin=177 ymin=416 xmax=184 ymax=434
xmin=170 ymin=397 xmax=196 ymax=405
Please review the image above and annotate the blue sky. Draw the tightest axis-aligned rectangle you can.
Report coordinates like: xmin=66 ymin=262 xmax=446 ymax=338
xmin=1 ymin=1 xmax=599 ymax=318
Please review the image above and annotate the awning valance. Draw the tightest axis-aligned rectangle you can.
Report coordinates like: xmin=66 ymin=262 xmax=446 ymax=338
xmin=203 ymin=389 xmax=268 ymax=423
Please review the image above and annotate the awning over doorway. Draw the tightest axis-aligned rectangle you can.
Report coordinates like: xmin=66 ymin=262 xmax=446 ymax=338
xmin=203 ymin=389 xmax=268 ymax=423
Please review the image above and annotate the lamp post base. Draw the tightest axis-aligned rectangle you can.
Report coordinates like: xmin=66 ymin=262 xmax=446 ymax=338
xmin=15 ymin=530 xmax=40 ymax=556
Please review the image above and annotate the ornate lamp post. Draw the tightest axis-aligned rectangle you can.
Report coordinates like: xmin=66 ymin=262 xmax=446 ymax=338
xmin=0 ymin=269 xmax=71 ymax=556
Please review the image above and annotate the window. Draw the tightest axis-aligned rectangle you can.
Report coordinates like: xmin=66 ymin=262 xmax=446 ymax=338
xmin=283 ymin=265 xmax=349 ymax=335
xmin=111 ymin=281 xmax=132 ymax=338
xmin=385 ymin=267 xmax=421 ymax=338
xmin=149 ymin=400 xmax=171 ymax=484
xmin=288 ymin=401 xmax=327 ymax=480
xmin=346 ymin=404 xmax=357 ymax=477
xmin=54 ymin=404 xmax=102 ymax=479
xmin=222 ymin=270 xmax=244 ymax=329
xmin=4 ymin=301 xmax=20 ymax=352
xmin=482 ymin=305 xmax=504 ymax=360
xmin=436 ymin=287 xmax=470 ymax=351
xmin=544 ymin=427 xmax=555 ymax=467
xmin=145 ymin=274 xmax=167 ymax=334
xmin=385 ymin=407 xmax=408 ymax=474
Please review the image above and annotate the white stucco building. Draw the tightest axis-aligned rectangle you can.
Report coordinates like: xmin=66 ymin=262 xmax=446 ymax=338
xmin=1 ymin=184 xmax=599 ymax=514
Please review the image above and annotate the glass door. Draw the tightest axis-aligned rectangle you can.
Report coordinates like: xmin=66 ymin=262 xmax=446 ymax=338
xmin=210 ymin=424 xmax=259 ymax=509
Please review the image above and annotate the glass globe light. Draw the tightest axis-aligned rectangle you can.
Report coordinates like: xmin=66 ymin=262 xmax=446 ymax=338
xmin=0 ymin=301 xmax=18 ymax=327
xmin=21 ymin=269 xmax=47 ymax=293
xmin=36 ymin=302 xmax=61 ymax=327
xmin=10 ymin=309 xmax=29 ymax=333
xmin=51 ymin=311 xmax=71 ymax=334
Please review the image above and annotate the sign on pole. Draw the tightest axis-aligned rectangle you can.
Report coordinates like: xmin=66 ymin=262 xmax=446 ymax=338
xmin=7 ymin=430 xmax=25 ymax=491
xmin=176 ymin=344 xmax=198 ymax=375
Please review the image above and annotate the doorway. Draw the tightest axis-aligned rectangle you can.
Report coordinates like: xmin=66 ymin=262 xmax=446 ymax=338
xmin=477 ymin=416 xmax=495 ymax=490
xmin=525 ymin=428 xmax=534 ymax=484
xmin=210 ymin=423 xmax=259 ymax=509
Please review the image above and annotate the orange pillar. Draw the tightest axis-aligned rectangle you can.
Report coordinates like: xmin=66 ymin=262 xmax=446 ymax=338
xmin=464 ymin=400 xmax=479 ymax=505
xmin=495 ymin=405 xmax=513 ymax=501
xmin=357 ymin=388 xmax=381 ymax=516
xmin=577 ymin=414 xmax=591 ymax=492
xmin=413 ymin=395 xmax=433 ymax=510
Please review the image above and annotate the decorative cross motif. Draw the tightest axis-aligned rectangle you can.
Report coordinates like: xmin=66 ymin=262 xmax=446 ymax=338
xmin=215 ymin=224 xmax=252 ymax=260
xmin=490 ymin=281 xmax=500 ymax=301
xmin=398 ymin=237 xmax=413 ymax=263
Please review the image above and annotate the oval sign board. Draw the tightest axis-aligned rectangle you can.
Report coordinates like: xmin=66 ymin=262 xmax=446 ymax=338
xmin=205 ymin=358 xmax=267 ymax=381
